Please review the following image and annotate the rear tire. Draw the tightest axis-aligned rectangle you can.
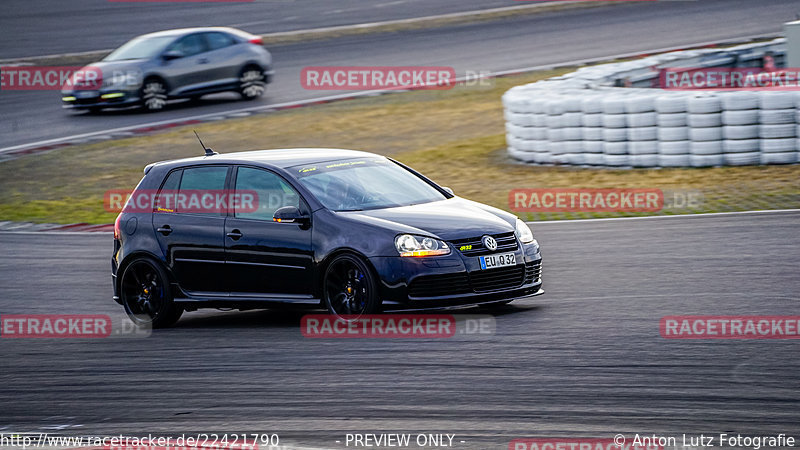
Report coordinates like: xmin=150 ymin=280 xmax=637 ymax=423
xmin=323 ymin=254 xmax=381 ymax=320
xmin=120 ymin=257 xmax=182 ymax=328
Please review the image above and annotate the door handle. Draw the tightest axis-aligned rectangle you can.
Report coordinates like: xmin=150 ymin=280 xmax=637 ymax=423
xmin=226 ymin=229 xmax=243 ymax=240
xmin=197 ymin=58 xmax=209 ymax=64
xmin=157 ymin=225 xmax=172 ymax=236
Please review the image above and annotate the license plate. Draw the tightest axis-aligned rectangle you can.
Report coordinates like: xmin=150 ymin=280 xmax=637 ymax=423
xmin=479 ymin=252 xmax=516 ymax=270
xmin=75 ymin=90 xmax=98 ymax=99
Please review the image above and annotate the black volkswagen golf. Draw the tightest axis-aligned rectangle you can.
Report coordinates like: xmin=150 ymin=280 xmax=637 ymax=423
xmin=112 ymin=148 xmax=543 ymax=327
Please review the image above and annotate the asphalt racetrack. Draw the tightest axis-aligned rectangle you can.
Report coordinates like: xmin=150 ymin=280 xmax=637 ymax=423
xmin=2 ymin=0 xmax=799 ymax=150
xmin=1 ymin=212 xmax=798 ymax=448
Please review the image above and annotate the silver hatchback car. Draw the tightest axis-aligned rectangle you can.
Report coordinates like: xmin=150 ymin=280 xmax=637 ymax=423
xmin=61 ymin=27 xmax=273 ymax=112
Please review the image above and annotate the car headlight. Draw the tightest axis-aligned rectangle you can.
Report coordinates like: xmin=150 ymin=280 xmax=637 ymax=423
xmin=515 ymin=218 xmax=534 ymax=244
xmin=395 ymin=234 xmax=450 ymax=257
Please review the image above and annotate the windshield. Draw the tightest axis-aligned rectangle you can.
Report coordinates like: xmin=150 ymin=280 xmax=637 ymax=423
xmin=293 ymin=158 xmax=447 ymax=211
xmin=104 ymin=36 xmax=174 ymax=61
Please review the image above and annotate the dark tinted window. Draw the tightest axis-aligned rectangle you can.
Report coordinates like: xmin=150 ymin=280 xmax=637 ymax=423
xmin=234 ymin=167 xmax=300 ymax=221
xmin=205 ymin=32 xmax=235 ymax=51
xmin=167 ymin=34 xmax=207 ymax=57
xmin=154 ymin=169 xmax=182 ymax=212
xmin=175 ymin=166 xmax=229 ymax=215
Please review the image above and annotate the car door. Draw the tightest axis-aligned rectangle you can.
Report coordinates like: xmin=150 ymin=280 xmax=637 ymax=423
xmin=225 ymin=166 xmax=314 ymax=297
xmin=161 ymin=33 xmax=212 ymax=94
xmin=201 ymin=32 xmax=242 ymax=88
xmin=152 ymin=165 xmax=230 ymax=295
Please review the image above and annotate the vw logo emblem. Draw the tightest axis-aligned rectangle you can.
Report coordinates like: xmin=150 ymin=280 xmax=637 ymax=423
xmin=482 ymin=235 xmax=498 ymax=251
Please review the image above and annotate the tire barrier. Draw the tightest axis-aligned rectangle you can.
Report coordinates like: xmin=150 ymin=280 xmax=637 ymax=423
xmin=503 ymin=38 xmax=798 ymax=167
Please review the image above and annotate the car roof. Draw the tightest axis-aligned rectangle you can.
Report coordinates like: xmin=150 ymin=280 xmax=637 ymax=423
xmin=136 ymin=27 xmax=246 ymax=40
xmin=148 ymin=148 xmax=384 ymax=173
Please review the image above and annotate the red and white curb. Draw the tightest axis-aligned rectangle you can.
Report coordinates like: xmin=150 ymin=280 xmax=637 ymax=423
xmin=0 ymin=221 xmax=113 ymax=233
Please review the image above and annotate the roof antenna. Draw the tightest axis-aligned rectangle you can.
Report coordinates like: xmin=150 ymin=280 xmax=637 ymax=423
xmin=194 ymin=130 xmax=218 ymax=156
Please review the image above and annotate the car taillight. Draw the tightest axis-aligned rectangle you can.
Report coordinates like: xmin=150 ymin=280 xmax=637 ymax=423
xmin=249 ymin=37 xmax=263 ymax=45
xmin=114 ymin=214 xmax=122 ymax=240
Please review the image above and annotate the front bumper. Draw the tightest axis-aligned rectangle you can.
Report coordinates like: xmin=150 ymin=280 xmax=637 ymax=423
xmin=62 ymin=88 xmax=140 ymax=109
xmin=369 ymin=241 xmax=543 ymax=309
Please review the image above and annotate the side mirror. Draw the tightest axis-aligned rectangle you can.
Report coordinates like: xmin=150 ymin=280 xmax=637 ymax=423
xmin=161 ymin=50 xmax=183 ymax=61
xmin=273 ymin=206 xmax=309 ymax=225
xmin=442 ymin=186 xmax=454 ymax=196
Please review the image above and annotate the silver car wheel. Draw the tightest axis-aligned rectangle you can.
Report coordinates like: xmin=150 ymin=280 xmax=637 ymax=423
xmin=240 ymin=69 xmax=266 ymax=99
xmin=142 ymin=81 xmax=167 ymax=111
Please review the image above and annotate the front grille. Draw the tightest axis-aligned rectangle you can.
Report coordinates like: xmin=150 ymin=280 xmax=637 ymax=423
xmin=408 ymin=273 xmax=471 ymax=298
xmin=450 ymin=231 xmax=519 ymax=256
xmin=469 ymin=264 xmax=526 ymax=292
xmin=408 ymin=259 xmax=541 ymax=299
xmin=75 ymin=97 xmax=101 ymax=105
xmin=525 ymin=261 xmax=542 ymax=283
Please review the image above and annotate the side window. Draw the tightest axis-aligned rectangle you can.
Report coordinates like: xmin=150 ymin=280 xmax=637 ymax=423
xmin=175 ymin=166 xmax=229 ymax=215
xmin=154 ymin=169 xmax=182 ymax=212
xmin=168 ymin=34 xmax=207 ymax=58
xmin=235 ymin=167 xmax=301 ymax=221
xmin=205 ymin=32 xmax=235 ymax=51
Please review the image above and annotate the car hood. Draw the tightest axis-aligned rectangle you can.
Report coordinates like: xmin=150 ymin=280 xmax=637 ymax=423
xmin=62 ymin=60 xmax=146 ymax=92
xmin=343 ymin=197 xmax=515 ymax=241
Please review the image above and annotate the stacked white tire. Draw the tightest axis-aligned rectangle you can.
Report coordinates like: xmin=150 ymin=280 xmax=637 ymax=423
xmin=602 ymin=97 xmax=629 ymax=167
xmin=656 ymin=95 xmax=690 ymax=167
xmin=758 ymin=92 xmax=798 ymax=165
xmin=687 ymin=95 xmax=724 ymax=167
xmin=722 ymin=92 xmax=761 ymax=166
xmin=581 ymin=96 xmax=605 ymax=166
xmin=561 ymin=97 xmax=584 ymax=165
xmin=546 ymin=99 xmax=567 ymax=165
xmin=626 ymin=95 xmax=659 ymax=167
xmin=501 ymin=39 xmax=798 ymax=168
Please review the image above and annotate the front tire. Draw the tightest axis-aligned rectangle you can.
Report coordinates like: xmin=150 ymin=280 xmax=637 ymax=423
xmin=120 ymin=257 xmax=182 ymax=328
xmin=239 ymin=66 xmax=266 ymax=100
xmin=323 ymin=254 xmax=381 ymax=320
xmin=140 ymin=78 xmax=168 ymax=112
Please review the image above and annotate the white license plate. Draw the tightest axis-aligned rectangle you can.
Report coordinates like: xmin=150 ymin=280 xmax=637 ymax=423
xmin=479 ymin=252 xmax=516 ymax=270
